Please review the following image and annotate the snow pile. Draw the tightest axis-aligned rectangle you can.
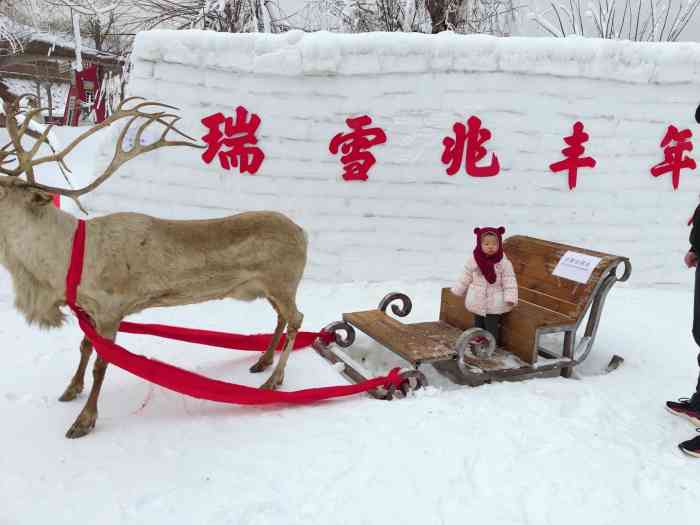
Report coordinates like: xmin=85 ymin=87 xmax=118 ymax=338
xmin=133 ymin=29 xmax=700 ymax=84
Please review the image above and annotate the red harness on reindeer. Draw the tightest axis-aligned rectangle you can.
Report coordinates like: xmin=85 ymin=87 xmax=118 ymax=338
xmin=65 ymin=220 xmax=403 ymax=404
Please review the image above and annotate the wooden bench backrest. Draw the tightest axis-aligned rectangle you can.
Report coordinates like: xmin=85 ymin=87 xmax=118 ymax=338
xmin=502 ymin=235 xmax=628 ymax=321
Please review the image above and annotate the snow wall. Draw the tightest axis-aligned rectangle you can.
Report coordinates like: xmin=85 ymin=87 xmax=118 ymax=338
xmin=90 ymin=30 xmax=700 ymax=286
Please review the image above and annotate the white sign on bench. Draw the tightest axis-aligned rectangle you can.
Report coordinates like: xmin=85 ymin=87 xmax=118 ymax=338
xmin=552 ymin=251 xmax=602 ymax=284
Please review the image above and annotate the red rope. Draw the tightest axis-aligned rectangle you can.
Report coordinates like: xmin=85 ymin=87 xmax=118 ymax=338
xmin=118 ymin=321 xmax=332 ymax=351
xmin=65 ymin=220 xmax=402 ymax=405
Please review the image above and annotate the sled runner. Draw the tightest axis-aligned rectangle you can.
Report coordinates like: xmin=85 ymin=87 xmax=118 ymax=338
xmin=313 ymin=236 xmax=631 ymax=396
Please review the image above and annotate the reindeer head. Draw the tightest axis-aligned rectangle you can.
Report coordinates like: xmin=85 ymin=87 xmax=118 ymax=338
xmin=0 ymin=93 xmax=203 ymax=213
xmin=0 ymin=181 xmax=53 ymax=212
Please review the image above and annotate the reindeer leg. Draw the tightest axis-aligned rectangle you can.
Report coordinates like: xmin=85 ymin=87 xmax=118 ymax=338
xmin=250 ymin=300 xmax=286 ymax=373
xmin=66 ymin=321 xmax=119 ymax=439
xmin=58 ymin=337 xmax=93 ymax=402
xmin=261 ymin=302 xmax=303 ymax=390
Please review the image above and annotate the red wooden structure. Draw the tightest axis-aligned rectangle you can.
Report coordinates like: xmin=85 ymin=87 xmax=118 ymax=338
xmin=63 ymin=63 xmax=107 ymax=126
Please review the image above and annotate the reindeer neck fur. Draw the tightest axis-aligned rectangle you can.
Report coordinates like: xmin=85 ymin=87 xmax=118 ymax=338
xmin=0 ymin=202 xmax=77 ymax=329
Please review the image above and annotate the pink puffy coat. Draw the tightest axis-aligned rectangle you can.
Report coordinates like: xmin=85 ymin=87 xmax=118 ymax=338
xmin=451 ymin=255 xmax=518 ymax=316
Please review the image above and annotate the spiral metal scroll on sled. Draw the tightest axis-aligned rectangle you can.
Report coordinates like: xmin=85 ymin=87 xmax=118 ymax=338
xmin=321 ymin=321 xmax=356 ymax=347
xmin=378 ymin=293 xmax=412 ymax=317
xmin=384 ymin=369 xmax=428 ymax=400
xmin=455 ymin=327 xmax=497 ymax=376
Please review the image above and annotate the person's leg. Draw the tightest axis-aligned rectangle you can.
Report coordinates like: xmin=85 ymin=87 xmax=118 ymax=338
xmin=668 ymin=264 xmax=700 ymax=423
xmin=695 ymin=352 xmax=700 ymax=405
xmin=668 ymin=263 xmax=700 ymax=452
xmin=473 ymin=315 xmax=485 ymax=330
xmin=484 ymin=314 xmax=501 ymax=346
xmin=692 ymin=264 xmax=700 ymax=403
xmin=679 ymin=265 xmax=700 ymax=455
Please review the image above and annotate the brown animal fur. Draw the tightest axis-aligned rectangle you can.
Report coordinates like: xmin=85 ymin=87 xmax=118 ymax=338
xmin=0 ymin=183 xmax=307 ymax=438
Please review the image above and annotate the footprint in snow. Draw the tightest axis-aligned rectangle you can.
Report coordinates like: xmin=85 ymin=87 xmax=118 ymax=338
xmin=4 ymin=392 xmax=34 ymax=403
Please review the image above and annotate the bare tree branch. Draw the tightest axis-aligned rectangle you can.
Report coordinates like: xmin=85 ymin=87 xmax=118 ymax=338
xmin=530 ymin=0 xmax=700 ymax=41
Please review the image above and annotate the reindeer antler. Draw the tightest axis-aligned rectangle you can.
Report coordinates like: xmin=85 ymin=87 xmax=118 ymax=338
xmin=0 ymin=94 xmax=56 ymax=182
xmin=1 ymin=94 xmax=204 ymax=211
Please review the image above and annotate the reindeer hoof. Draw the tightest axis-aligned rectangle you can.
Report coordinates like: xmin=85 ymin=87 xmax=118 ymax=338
xmin=65 ymin=411 xmax=97 ymax=439
xmin=260 ymin=379 xmax=278 ymax=390
xmin=260 ymin=373 xmax=284 ymax=390
xmin=249 ymin=360 xmax=272 ymax=373
xmin=58 ymin=383 xmax=83 ymax=402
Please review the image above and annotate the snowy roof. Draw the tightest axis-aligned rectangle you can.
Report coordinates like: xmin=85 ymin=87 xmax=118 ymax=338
xmin=0 ymin=14 xmax=117 ymax=60
xmin=132 ymin=29 xmax=700 ymax=84
xmin=1 ymin=78 xmax=70 ymax=114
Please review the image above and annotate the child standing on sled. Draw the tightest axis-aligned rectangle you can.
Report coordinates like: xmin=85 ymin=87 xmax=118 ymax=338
xmin=450 ymin=227 xmax=518 ymax=346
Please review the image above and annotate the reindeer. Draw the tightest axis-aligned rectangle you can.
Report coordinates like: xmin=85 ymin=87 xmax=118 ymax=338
xmin=0 ymin=95 xmax=307 ymax=438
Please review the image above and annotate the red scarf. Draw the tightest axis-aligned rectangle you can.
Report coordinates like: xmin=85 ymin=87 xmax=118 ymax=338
xmin=65 ymin=220 xmax=404 ymax=405
xmin=472 ymin=226 xmax=505 ymax=284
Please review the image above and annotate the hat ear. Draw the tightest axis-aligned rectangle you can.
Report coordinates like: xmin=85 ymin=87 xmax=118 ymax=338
xmin=497 ymin=226 xmax=505 ymax=235
xmin=473 ymin=228 xmax=481 ymax=235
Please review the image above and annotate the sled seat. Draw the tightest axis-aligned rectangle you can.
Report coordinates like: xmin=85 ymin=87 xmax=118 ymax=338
xmin=342 ymin=310 xmax=455 ymax=364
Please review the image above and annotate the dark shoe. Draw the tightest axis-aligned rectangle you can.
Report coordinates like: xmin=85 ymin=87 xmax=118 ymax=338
xmin=679 ymin=430 xmax=700 ymax=458
xmin=666 ymin=397 xmax=700 ymax=426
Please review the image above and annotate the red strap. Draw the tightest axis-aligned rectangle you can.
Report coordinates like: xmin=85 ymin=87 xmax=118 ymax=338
xmin=65 ymin=220 xmax=402 ymax=405
xmin=65 ymin=219 xmax=86 ymax=307
xmin=118 ymin=321 xmax=332 ymax=351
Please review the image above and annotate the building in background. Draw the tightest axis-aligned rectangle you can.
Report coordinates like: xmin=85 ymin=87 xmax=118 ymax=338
xmin=63 ymin=62 xmax=110 ymax=125
xmin=0 ymin=15 xmax=123 ymax=125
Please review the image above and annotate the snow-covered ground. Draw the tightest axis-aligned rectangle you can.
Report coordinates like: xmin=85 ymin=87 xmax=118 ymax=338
xmin=1 ymin=279 xmax=700 ymax=525
xmin=1 ymin=127 xmax=700 ymax=524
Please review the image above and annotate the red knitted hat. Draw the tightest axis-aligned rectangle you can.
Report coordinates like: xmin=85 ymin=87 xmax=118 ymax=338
xmin=474 ymin=226 xmax=505 ymax=246
xmin=473 ymin=226 xmax=505 ymax=284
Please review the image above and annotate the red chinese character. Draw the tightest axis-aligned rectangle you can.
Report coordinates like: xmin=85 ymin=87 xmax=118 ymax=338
xmin=329 ymin=115 xmax=387 ymax=181
xmin=442 ymin=115 xmax=500 ymax=177
xmin=651 ymin=125 xmax=696 ymax=190
xmin=201 ymin=106 xmax=265 ymax=174
xmin=549 ymin=121 xmax=596 ymax=190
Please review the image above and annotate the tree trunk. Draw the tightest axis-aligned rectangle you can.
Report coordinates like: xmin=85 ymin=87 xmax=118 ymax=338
xmin=35 ymin=80 xmax=41 ymax=107
xmin=425 ymin=0 xmax=447 ymax=32
xmin=45 ymin=83 xmax=53 ymax=119
xmin=254 ymin=0 xmax=265 ymax=32
xmin=94 ymin=19 xmax=103 ymax=51
xmin=264 ymin=0 xmax=280 ymax=32
xmin=425 ymin=0 xmax=467 ymax=33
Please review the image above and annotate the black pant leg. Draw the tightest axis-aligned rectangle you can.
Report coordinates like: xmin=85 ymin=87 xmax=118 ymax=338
xmin=484 ymin=314 xmax=501 ymax=346
xmin=693 ymin=265 xmax=700 ymax=396
xmin=696 ymin=353 xmax=700 ymax=396
xmin=474 ymin=315 xmax=485 ymax=329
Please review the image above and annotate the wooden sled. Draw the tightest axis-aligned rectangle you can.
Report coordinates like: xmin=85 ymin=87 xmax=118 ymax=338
xmin=313 ymin=236 xmax=631 ymax=399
